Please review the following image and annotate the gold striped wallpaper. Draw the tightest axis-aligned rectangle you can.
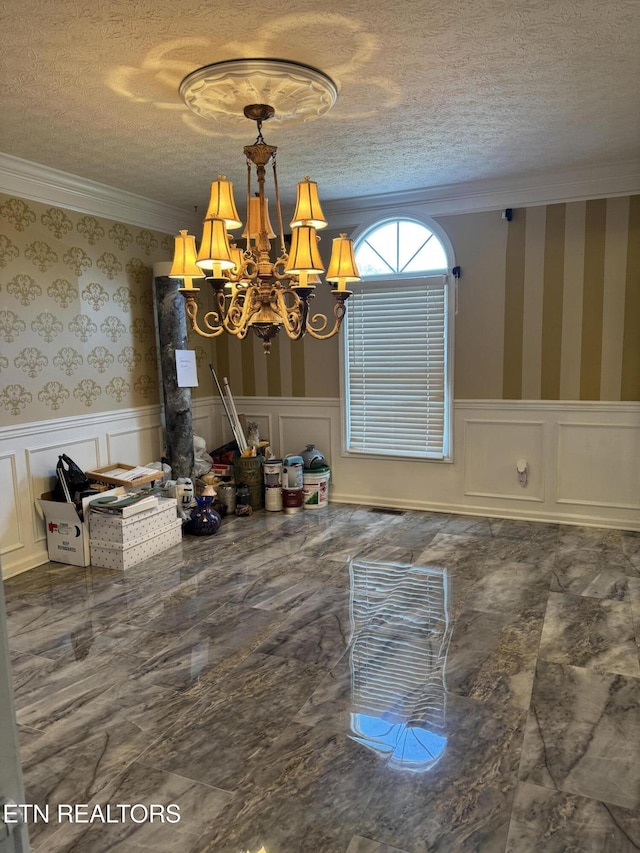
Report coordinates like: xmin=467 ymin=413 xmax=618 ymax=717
xmin=502 ymin=195 xmax=639 ymax=401
xmin=211 ymin=313 xmax=332 ymax=398
xmin=210 ymin=195 xmax=639 ymax=402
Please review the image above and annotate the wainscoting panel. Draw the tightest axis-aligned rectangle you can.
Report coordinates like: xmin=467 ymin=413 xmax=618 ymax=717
xmin=1 ymin=398 xmax=638 ymax=577
xmin=192 ymin=399 xmax=217 ymax=450
xmin=228 ymin=397 xmax=639 ymax=530
xmin=106 ymin=424 xmax=164 ymax=470
xmin=278 ymin=415 xmax=333 ymax=465
xmin=464 ymin=419 xmax=545 ymax=501
xmin=215 ymin=412 xmax=235 ymax=448
xmin=0 ymin=453 xmax=21 ymax=556
xmin=557 ymin=422 xmax=640 ymax=509
xmin=1 ymin=406 xmax=174 ymax=578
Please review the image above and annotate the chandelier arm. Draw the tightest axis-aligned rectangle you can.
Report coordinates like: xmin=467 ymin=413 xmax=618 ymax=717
xmin=224 ymin=298 xmax=250 ymax=338
xmin=214 ymin=289 xmax=243 ymax=337
xmin=183 ymin=294 xmax=225 ymax=339
xmin=272 ymin=256 xmax=291 ymax=280
xmin=224 ymin=286 xmax=260 ymax=335
xmin=304 ymin=312 xmax=340 ymax=340
xmin=242 ymin=258 xmax=259 ymax=280
xmin=274 ymin=288 xmax=305 ymax=338
xmin=304 ymin=292 xmax=351 ymax=340
xmin=226 ymin=251 xmax=251 ymax=284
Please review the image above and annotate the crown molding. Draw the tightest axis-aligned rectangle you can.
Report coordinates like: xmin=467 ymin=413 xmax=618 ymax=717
xmin=322 ymin=161 xmax=640 ymax=224
xmin=1 ymin=151 xmax=638 ymax=232
xmin=0 ymin=153 xmax=201 ymax=233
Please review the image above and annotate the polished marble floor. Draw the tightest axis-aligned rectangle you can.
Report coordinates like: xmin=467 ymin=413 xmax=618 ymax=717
xmin=4 ymin=504 xmax=640 ymax=852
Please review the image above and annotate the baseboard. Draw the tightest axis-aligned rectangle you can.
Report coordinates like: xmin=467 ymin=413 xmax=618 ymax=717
xmin=328 ymin=493 xmax=640 ymax=531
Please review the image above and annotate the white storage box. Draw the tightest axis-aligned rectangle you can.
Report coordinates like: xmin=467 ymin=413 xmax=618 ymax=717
xmin=90 ymin=519 xmax=183 ymax=570
xmin=38 ymin=488 xmax=122 ymax=567
xmin=89 ymin=497 xmax=177 ymax=545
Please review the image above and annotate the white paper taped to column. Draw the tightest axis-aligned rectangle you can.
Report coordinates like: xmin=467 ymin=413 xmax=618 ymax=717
xmin=175 ymin=349 xmax=198 ymax=387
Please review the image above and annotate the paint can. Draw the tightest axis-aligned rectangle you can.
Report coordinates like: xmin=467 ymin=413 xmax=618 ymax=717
xmin=282 ymin=487 xmax=303 ymax=514
xmin=216 ymin=482 xmax=236 ymax=515
xmin=282 ymin=455 xmax=304 ymax=490
xmin=263 ymin=459 xmax=283 ymax=512
xmin=263 ymin=459 xmax=283 ymax=488
xmin=302 ymin=467 xmax=331 ymax=509
xmin=265 ymin=486 xmax=283 ymax=512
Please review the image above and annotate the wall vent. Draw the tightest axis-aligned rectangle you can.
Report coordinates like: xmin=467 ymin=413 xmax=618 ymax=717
xmin=369 ymin=507 xmax=405 ymax=516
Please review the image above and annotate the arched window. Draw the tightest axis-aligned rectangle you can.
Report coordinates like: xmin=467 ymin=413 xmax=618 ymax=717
xmin=343 ymin=217 xmax=454 ymax=460
xmin=354 ymin=219 xmax=449 ymax=277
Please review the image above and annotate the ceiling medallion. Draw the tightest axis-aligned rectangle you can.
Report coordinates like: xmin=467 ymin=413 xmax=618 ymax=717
xmin=170 ymin=59 xmax=360 ymax=355
xmin=179 ymin=58 xmax=338 ymax=126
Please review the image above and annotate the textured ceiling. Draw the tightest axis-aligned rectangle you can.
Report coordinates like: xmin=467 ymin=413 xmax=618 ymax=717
xmin=1 ymin=0 xmax=639 ymax=215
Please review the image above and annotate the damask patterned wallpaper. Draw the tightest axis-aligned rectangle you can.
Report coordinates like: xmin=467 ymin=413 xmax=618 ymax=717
xmin=0 ymin=193 xmax=187 ymax=425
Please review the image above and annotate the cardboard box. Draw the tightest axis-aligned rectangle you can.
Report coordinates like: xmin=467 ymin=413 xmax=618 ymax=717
xmin=90 ymin=519 xmax=183 ymax=570
xmin=38 ymin=488 xmax=122 ymax=567
xmin=211 ymin=463 xmax=233 ymax=478
xmin=89 ymin=498 xmax=178 ymax=545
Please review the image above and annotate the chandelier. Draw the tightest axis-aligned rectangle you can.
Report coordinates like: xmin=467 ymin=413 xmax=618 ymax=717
xmin=169 ymin=59 xmax=361 ymax=354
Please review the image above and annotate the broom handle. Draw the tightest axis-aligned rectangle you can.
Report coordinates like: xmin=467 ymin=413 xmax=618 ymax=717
xmin=209 ymin=364 xmax=242 ymax=449
xmin=224 ymin=376 xmax=247 ymax=452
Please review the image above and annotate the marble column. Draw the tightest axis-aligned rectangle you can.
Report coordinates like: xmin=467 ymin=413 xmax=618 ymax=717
xmin=153 ymin=262 xmax=194 ymax=480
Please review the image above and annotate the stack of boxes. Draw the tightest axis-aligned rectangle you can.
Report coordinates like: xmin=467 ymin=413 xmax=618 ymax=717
xmin=89 ymin=495 xmax=181 ymax=570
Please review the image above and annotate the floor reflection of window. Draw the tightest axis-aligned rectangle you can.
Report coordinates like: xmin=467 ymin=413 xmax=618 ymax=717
xmin=348 ymin=557 xmax=451 ymax=772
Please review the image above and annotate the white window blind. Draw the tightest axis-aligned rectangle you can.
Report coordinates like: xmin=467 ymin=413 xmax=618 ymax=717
xmin=344 ymin=276 xmax=449 ymax=459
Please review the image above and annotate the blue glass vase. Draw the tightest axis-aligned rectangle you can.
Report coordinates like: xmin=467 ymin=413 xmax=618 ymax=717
xmin=185 ymin=495 xmax=222 ymax=536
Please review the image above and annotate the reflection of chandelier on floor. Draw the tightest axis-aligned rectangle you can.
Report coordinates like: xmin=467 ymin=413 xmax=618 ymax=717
xmin=169 ymin=59 xmax=361 ymax=354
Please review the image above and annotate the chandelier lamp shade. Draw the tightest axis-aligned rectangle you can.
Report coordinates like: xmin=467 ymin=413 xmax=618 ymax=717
xmin=169 ymin=59 xmax=361 ymax=354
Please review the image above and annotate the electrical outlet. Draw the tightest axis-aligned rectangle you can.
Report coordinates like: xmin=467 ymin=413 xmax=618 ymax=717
xmin=516 ymin=458 xmax=528 ymax=487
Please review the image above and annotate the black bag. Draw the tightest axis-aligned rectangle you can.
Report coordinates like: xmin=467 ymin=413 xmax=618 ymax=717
xmin=53 ymin=454 xmax=92 ymax=503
